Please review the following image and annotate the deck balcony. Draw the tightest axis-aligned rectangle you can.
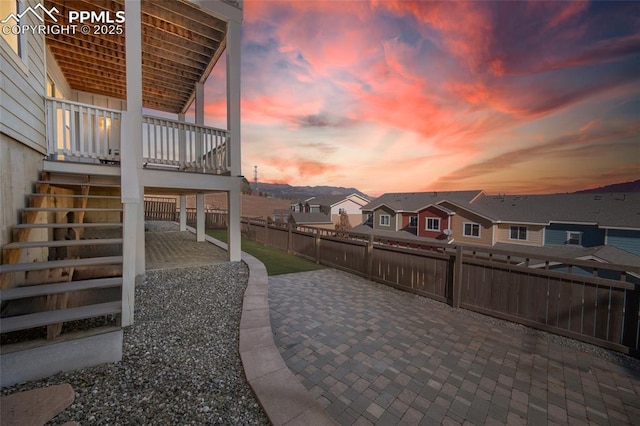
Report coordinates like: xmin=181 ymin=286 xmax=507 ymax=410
xmin=45 ymin=98 xmax=231 ymax=175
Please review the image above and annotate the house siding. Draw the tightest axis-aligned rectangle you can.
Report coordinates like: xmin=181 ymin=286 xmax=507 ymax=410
xmin=440 ymin=202 xmax=493 ymax=246
xmin=1 ymin=3 xmax=47 ymax=258
xmin=331 ymin=198 xmax=367 ymax=226
xmin=417 ymin=206 xmax=449 ymax=239
xmin=496 ymin=224 xmax=544 ymax=247
xmin=1 ymin=4 xmax=46 ymax=155
xmin=373 ymin=207 xmax=396 ymax=230
xmin=545 ymin=224 xmax=604 ymax=247
xmin=607 ymin=229 xmax=640 ymax=256
xmin=399 ymin=213 xmax=418 ymax=233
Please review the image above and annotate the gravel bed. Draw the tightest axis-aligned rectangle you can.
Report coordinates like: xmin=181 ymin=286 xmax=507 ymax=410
xmin=2 ymin=263 xmax=269 ymax=425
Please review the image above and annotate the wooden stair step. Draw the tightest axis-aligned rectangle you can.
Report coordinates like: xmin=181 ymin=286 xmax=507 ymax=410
xmin=0 ymin=301 xmax=121 ymax=333
xmin=21 ymin=208 xmax=123 ymax=212
xmin=30 ymin=194 xmax=121 ymax=199
xmin=13 ymin=223 xmax=123 ymax=229
xmin=0 ymin=277 xmax=122 ymax=301
xmin=0 ymin=383 xmax=74 ymax=426
xmin=3 ymin=238 xmax=123 ymax=250
xmin=36 ymin=180 xmax=120 ymax=188
xmin=0 ymin=256 xmax=123 ymax=274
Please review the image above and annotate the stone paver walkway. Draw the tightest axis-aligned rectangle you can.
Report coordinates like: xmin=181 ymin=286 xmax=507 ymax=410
xmin=269 ymin=269 xmax=640 ymax=425
xmin=145 ymin=221 xmax=227 ymax=270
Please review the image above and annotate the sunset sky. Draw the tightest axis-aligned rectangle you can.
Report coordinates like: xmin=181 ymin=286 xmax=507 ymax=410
xmin=202 ymin=0 xmax=639 ymax=196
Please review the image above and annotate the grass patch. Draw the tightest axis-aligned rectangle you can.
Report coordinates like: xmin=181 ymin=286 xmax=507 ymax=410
xmin=206 ymin=229 xmax=324 ymax=276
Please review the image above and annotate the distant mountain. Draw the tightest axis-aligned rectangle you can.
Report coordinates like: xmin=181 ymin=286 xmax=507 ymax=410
xmin=254 ymin=183 xmax=370 ymax=201
xmin=574 ymin=180 xmax=640 ymax=194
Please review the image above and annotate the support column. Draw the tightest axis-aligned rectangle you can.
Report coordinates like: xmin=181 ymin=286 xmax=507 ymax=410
xmin=120 ymin=0 xmax=143 ymax=327
xmin=179 ymin=195 xmax=187 ymax=231
xmin=195 ymin=83 xmax=204 ymax=126
xmin=196 ymin=193 xmax=205 ymax=242
xmin=136 ymin=201 xmax=145 ymax=274
xmin=226 ymin=20 xmax=241 ymax=177
xmin=227 ymin=190 xmax=241 ymax=261
xmin=226 ymin=19 xmax=242 ymax=262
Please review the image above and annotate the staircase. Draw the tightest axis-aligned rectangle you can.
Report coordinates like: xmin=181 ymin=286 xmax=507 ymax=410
xmin=0 ymin=172 xmax=124 ymax=352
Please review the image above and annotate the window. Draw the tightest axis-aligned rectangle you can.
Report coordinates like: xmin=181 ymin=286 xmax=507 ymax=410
xmin=338 ymin=208 xmax=346 ymax=214
xmin=1 ymin=1 xmax=23 ymax=57
xmin=409 ymin=216 xmax=418 ymax=227
xmin=426 ymin=218 xmax=440 ymax=231
xmin=463 ymin=222 xmax=480 ymax=238
xmin=380 ymin=214 xmax=390 ymax=226
xmin=567 ymin=231 xmax=582 ymax=246
xmin=509 ymin=226 xmax=527 ymax=241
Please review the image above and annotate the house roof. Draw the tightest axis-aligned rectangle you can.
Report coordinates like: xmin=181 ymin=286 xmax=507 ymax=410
xmin=493 ymin=243 xmax=640 ymax=268
xmin=45 ymin=0 xmax=230 ymax=113
xmin=290 ymin=212 xmax=332 ymax=225
xmin=361 ymin=191 xmax=483 ymax=212
xmin=350 ymin=224 xmax=439 ymax=242
xmin=468 ymin=193 xmax=640 ymax=229
xmin=306 ymin=193 xmax=370 ymax=208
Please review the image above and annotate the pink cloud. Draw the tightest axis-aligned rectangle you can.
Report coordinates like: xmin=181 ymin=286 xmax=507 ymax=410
xmin=234 ymin=1 xmax=638 ymax=194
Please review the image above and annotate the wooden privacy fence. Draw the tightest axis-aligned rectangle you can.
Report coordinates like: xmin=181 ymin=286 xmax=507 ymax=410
xmin=241 ymin=217 xmax=640 ymax=357
xmin=144 ymin=199 xmax=227 ymax=229
xmin=184 ymin=208 xmax=227 ymax=229
xmin=144 ymin=197 xmax=177 ymax=221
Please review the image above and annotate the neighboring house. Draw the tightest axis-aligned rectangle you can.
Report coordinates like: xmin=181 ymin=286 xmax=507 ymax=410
xmin=0 ymin=0 xmax=243 ymax=386
xmin=273 ymin=209 xmax=292 ymax=223
xmin=467 ymin=193 xmax=640 ymax=253
xmin=360 ymin=191 xmax=640 ymax=261
xmin=416 ymin=204 xmax=455 ymax=240
xmin=361 ymin=191 xmax=483 ymax=237
xmin=285 ymin=193 xmax=369 ymax=228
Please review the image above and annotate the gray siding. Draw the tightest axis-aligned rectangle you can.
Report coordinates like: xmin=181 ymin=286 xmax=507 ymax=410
xmin=1 ymin=1 xmax=46 ymax=154
xmin=373 ymin=207 xmax=396 ymax=230
xmin=607 ymin=229 xmax=640 ymax=256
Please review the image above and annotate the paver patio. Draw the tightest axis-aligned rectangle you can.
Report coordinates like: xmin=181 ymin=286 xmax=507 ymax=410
xmin=269 ymin=268 xmax=640 ymax=425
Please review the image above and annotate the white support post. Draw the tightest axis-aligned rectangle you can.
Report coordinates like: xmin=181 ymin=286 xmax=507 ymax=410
xmin=136 ymin=201 xmax=145 ymax=274
xmin=179 ymin=195 xmax=187 ymax=231
xmin=225 ymin=19 xmax=242 ymax=262
xmin=226 ymin=20 xmax=241 ymax=177
xmin=196 ymin=193 xmax=205 ymax=242
xmin=227 ymin=190 xmax=241 ymax=261
xmin=120 ymin=0 xmax=144 ymax=327
xmin=121 ymin=202 xmax=137 ymax=326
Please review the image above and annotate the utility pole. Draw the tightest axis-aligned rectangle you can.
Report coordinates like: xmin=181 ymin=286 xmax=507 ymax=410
xmin=253 ymin=165 xmax=258 ymax=195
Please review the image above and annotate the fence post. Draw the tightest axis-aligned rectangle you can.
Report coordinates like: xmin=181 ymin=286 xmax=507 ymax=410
xmin=622 ymin=286 xmax=640 ymax=355
xmin=315 ymin=228 xmax=321 ymax=264
xmin=450 ymin=245 xmax=463 ymax=309
xmin=287 ymin=222 xmax=293 ymax=254
xmin=367 ymin=234 xmax=374 ymax=280
xmin=263 ymin=218 xmax=268 ymax=245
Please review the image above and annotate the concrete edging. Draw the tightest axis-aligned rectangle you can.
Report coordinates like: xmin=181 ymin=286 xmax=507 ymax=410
xmin=199 ymin=230 xmax=335 ymax=425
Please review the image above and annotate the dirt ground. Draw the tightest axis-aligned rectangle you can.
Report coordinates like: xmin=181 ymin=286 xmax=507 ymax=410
xmin=183 ymin=193 xmax=290 ymax=219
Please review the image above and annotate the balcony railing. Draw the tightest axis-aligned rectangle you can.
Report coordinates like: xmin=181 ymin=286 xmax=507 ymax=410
xmin=45 ymin=98 xmax=231 ymax=175
xmin=142 ymin=116 xmax=230 ymax=174
xmin=46 ymin=97 xmax=121 ymax=164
